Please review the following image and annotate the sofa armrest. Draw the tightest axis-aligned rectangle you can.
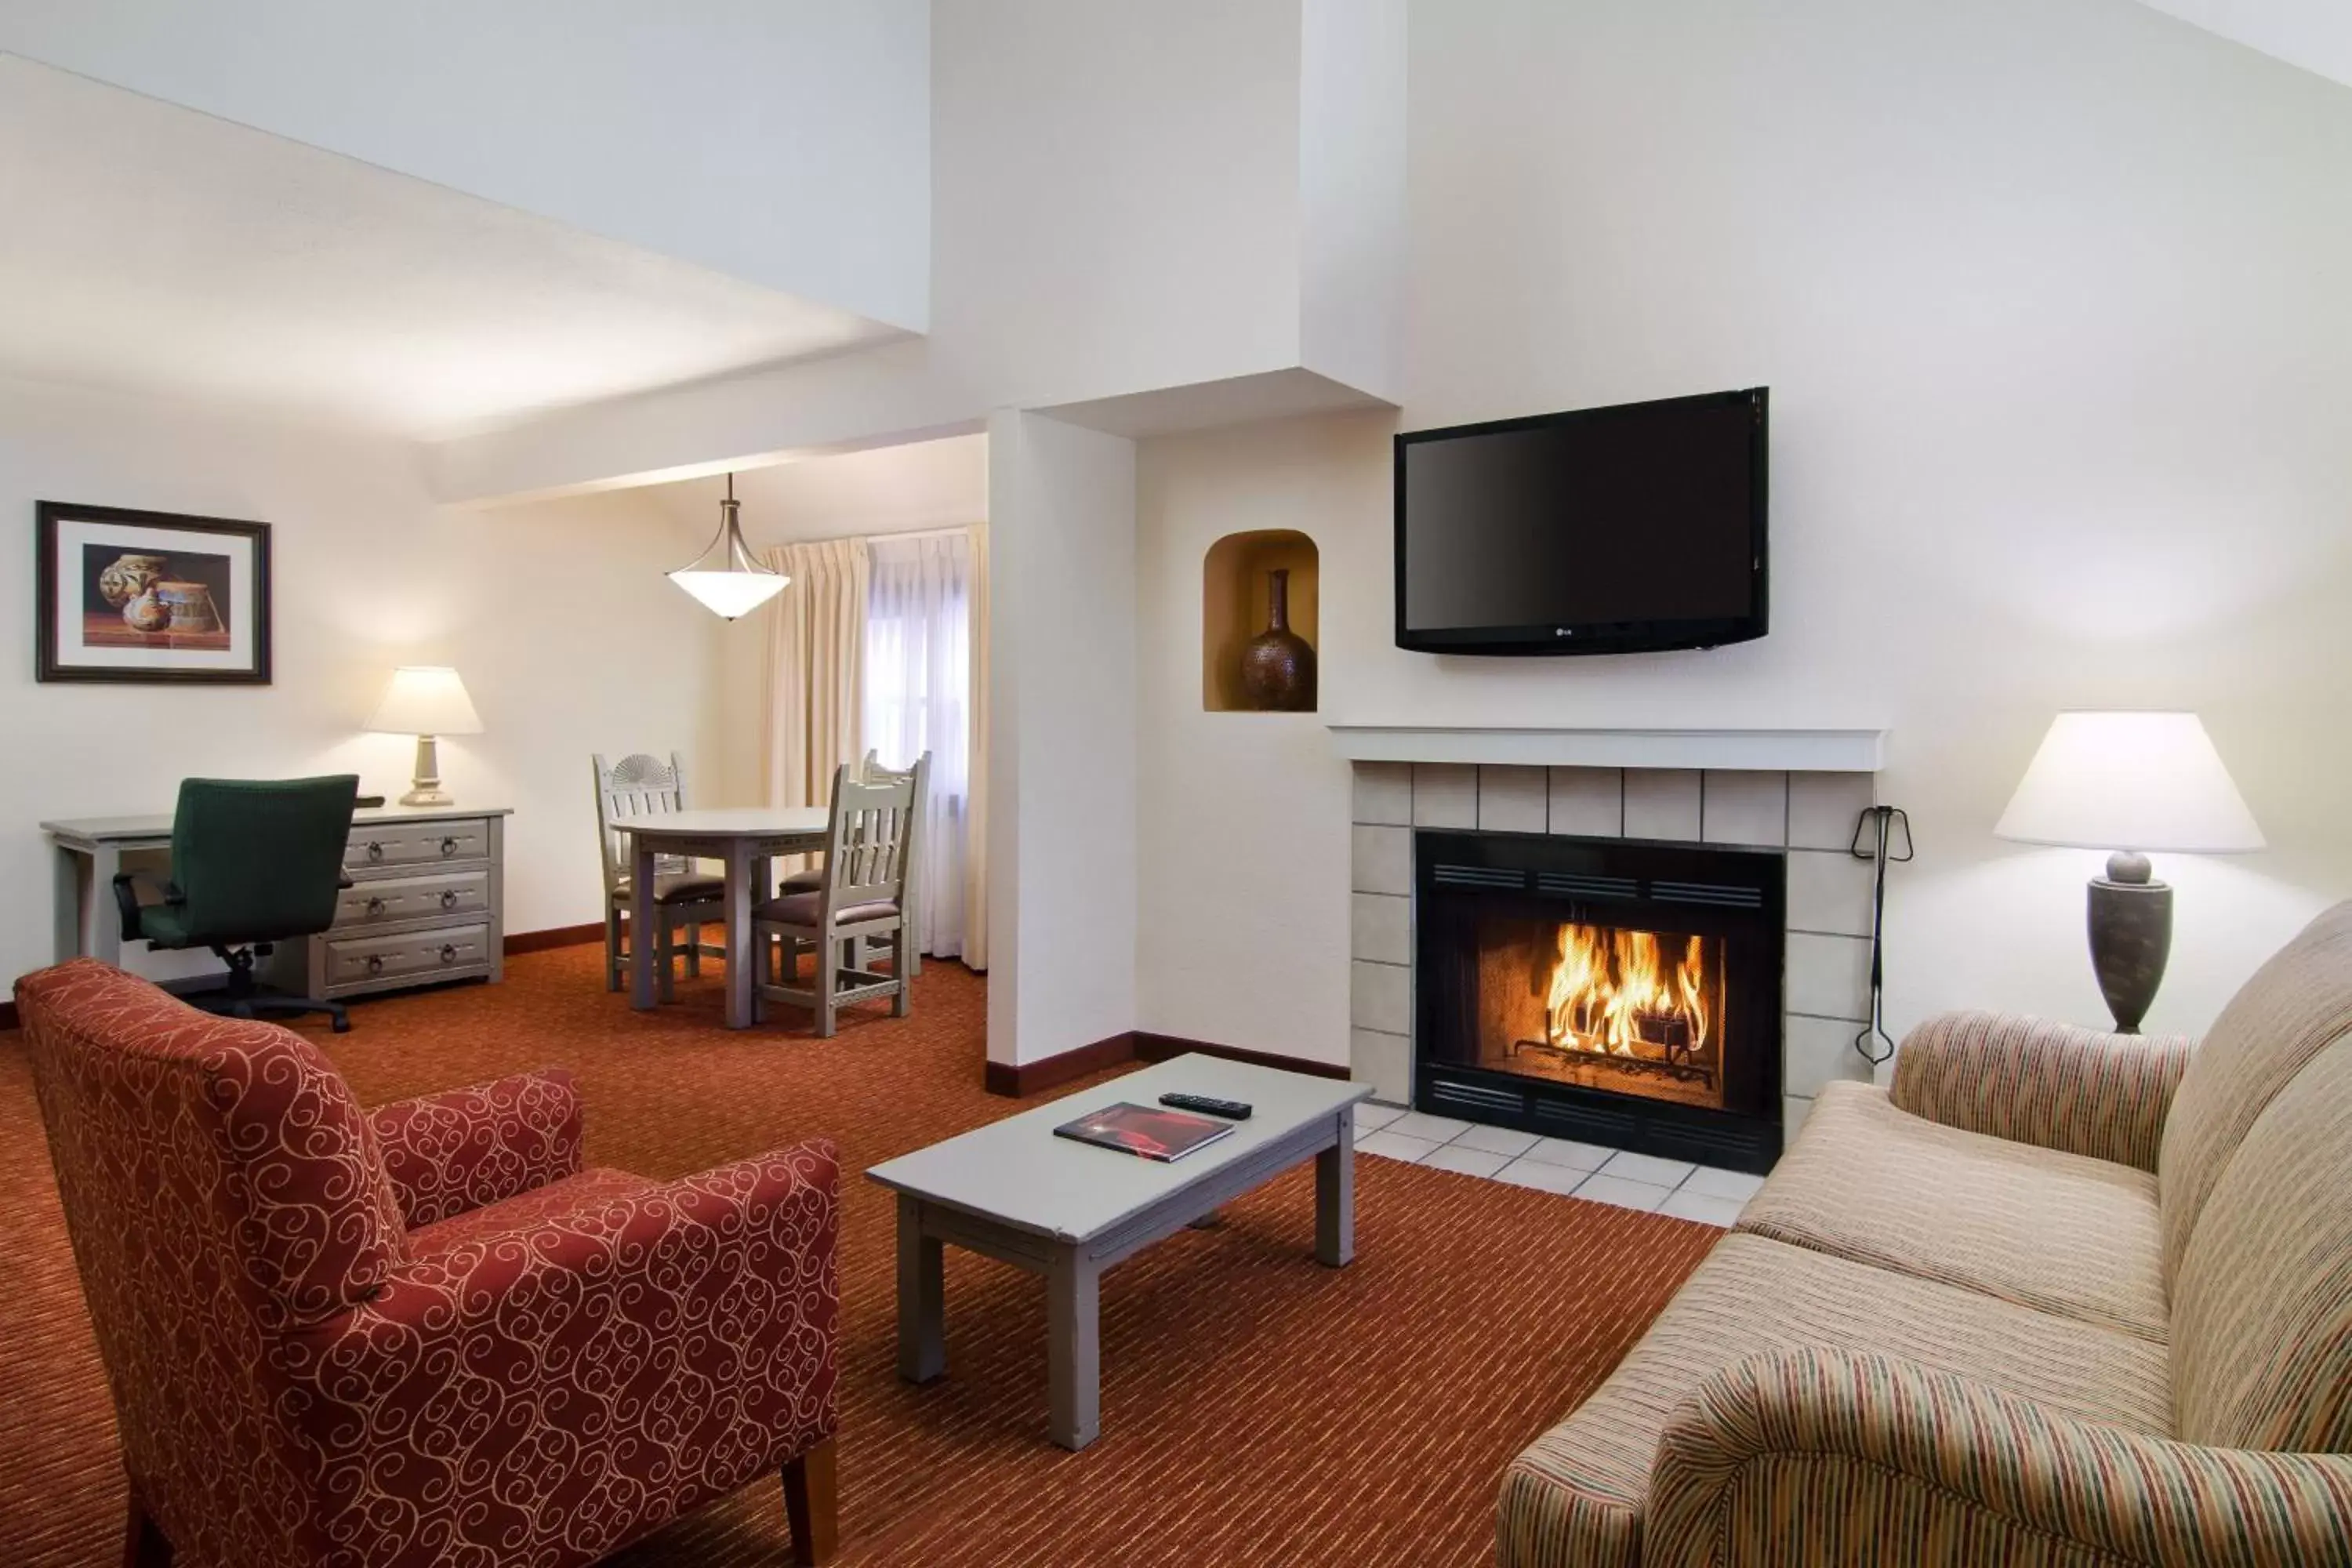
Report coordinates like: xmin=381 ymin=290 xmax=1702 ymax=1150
xmin=367 ymin=1067 xmax=584 ymax=1228
xmin=1888 ymin=1011 xmax=2192 ymax=1171
xmin=284 ymin=1141 xmax=840 ymax=1555
xmin=1643 ymin=1350 xmax=2352 ymax=1568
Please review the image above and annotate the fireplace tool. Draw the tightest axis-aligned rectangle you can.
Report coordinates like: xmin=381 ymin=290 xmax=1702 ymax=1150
xmin=1849 ymin=804 xmax=1913 ymax=1068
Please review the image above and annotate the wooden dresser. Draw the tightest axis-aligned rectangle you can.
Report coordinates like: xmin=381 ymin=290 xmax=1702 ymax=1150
xmin=44 ymin=804 xmax=512 ymax=1000
xmin=285 ymin=807 xmax=510 ymax=1000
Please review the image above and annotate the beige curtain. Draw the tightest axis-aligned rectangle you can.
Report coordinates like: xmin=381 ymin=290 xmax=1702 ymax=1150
xmin=760 ymin=539 xmax=869 ymax=811
xmin=961 ymin=523 xmax=990 ymax=971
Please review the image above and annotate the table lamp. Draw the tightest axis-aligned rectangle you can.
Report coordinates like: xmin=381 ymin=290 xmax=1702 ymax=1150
xmin=366 ymin=666 xmax=484 ymax=808
xmin=1994 ymin=711 xmax=2263 ymax=1033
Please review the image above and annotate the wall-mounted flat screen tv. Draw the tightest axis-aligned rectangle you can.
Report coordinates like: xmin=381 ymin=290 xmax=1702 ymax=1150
xmin=1395 ymin=388 xmax=1768 ymax=656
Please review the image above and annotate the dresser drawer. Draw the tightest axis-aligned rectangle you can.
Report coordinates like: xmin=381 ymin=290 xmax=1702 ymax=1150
xmin=332 ymin=870 xmax=490 ymax=931
xmin=325 ymin=924 xmax=492 ymax=988
xmin=347 ymin=818 xmax=492 ymax=869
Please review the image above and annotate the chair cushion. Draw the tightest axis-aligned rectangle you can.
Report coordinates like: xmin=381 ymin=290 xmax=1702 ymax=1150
xmin=2171 ymin=1034 xmax=2352 ymax=1451
xmin=779 ymin=866 xmax=826 ymax=892
xmin=755 ymin=891 xmax=899 ymax=927
xmin=2161 ymin=900 xmax=2352 ymax=1285
xmin=612 ymin=871 xmax=724 ymax=906
xmin=1495 ymin=1233 xmax=2173 ymax=1568
xmin=1735 ymin=1081 xmax=2168 ymax=1340
xmin=405 ymin=1167 xmax=659 ymax=1262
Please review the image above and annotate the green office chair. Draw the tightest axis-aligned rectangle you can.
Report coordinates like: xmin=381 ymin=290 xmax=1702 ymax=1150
xmin=111 ymin=775 xmax=361 ymax=1033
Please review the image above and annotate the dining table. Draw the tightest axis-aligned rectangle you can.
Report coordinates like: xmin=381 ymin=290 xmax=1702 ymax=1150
xmin=617 ymin=806 xmax=829 ymax=1029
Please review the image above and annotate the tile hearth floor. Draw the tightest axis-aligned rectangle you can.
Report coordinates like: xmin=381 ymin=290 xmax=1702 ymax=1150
xmin=1352 ymin=1102 xmax=1765 ymax=1226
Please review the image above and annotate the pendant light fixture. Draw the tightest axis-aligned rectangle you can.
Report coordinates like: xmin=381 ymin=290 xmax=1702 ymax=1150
xmin=668 ymin=472 xmax=788 ymax=619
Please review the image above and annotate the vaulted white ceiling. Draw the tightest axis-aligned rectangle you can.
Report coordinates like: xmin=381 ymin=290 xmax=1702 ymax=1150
xmin=0 ymin=55 xmax=905 ymax=439
xmin=2135 ymin=0 xmax=2352 ymax=89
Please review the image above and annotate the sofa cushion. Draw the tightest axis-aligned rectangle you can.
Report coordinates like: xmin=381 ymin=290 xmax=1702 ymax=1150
xmin=1494 ymin=1234 xmax=2172 ymax=1568
xmin=1735 ymin=1081 xmax=2167 ymax=1340
xmin=2161 ymin=901 xmax=2352 ymax=1286
xmin=2172 ymin=1036 xmax=2352 ymax=1452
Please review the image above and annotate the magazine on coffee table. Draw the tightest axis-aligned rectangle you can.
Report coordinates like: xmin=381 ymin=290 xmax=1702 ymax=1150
xmin=1053 ymin=1101 xmax=1236 ymax=1163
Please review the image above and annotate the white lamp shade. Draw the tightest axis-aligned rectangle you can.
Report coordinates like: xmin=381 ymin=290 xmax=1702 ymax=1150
xmin=668 ymin=566 xmax=788 ymax=619
xmin=365 ymin=666 xmax=484 ymax=736
xmin=1994 ymin=711 xmax=2263 ymax=853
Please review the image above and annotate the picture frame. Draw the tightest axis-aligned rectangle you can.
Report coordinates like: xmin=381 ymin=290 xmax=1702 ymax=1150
xmin=34 ymin=501 xmax=273 ymax=684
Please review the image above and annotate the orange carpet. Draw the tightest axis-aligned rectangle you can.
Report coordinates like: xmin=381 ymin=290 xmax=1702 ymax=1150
xmin=0 ymin=947 xmax=1719 ymax=1567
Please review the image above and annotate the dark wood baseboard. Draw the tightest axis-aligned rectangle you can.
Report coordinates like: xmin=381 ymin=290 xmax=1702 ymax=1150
xmin=983 ymin=1031 xmax=1136 ymax=1097
xmin=983 ymin=1029 xmax=1352 ymax=1096
xmin=0 ymin=924 xmax=606 ymax=1032
xmin=1134 ymin=1031 xmax=1353 ymax=1080
xmin=504 ymin=923 xmax=604 ymax=956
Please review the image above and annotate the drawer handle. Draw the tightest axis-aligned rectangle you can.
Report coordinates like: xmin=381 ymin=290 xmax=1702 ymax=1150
xmin=440 ymin=837 xmax=459 ymax=857
xmin=366 ymin=954 xmax=385 ymax=975
xmin=440 ymin=889 xmax=459 ymax=909
xmin=440 ymin=943 xmax=459 ymax=964
xmin=366 ymin=841 xmax=384 ymax=862
xmin=365 ymin=896 xmax=387 ymax=916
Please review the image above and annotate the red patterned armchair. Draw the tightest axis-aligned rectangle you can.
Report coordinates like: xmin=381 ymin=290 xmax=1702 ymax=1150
xmin=16 ymin=957 xmax=840 ymax=1568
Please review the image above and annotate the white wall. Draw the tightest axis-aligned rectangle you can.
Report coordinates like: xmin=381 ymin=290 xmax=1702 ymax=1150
xmin=988 ymin=411 xmax=1138 ymax=1066
xmin=426 ymin=0 xmax=1406 ymax=503
xmin=1 ymin=1 xmax=931 ymax=328
xmin=1137 ymin=0 xmax=2352 ymax=1058
xmin=2 ymin=377 xmax=720 ymax=988
xmin=1298 ymin=0 xmax=1407 ymax=405
xmin=689 ymin=436 xmax=991 ymax=805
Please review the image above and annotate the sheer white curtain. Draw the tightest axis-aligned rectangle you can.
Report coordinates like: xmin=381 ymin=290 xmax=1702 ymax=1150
xmin=864 ymin=532 xmax=977 ymax=962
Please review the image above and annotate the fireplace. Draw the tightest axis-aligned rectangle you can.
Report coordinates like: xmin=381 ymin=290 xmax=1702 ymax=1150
xmin=1415 ymin=830 xmax=1784 ymax=1173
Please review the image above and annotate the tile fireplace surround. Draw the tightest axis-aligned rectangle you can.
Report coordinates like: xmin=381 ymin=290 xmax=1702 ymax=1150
xmin=1348 ymin=757 xmax=1883 ymax=1151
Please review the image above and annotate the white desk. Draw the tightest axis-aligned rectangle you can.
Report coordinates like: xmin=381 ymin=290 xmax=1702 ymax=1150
xmin=45 ymin=804 xmax=512 ymax=997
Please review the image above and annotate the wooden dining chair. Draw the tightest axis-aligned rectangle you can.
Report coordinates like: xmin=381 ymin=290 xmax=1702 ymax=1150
xmin=593 ymin=752 xmax=724 ymax=998
xmin=753 ymin=756 xmax=926 ymax=1036
xmin=778 ymin=750 xmax=930 ymax=978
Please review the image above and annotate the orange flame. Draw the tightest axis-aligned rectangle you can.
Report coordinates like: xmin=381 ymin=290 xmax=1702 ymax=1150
xmin=1542 ymin=924 xmax=1712 ymax=1058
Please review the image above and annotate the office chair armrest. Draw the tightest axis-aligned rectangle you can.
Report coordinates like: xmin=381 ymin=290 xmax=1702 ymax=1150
xmin=369 ymin=1069 xmax=585 ymax=1229
xmin=110 ymin=870 xmax=174 ymax=945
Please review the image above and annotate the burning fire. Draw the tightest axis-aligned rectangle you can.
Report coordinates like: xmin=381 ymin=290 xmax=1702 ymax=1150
xmin=1543 ymin=924 xmax=1712 ymax=1059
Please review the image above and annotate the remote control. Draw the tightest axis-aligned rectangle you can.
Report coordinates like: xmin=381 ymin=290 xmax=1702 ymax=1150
xmin=1160 ymin=1092 xmax=1252 ymax=1120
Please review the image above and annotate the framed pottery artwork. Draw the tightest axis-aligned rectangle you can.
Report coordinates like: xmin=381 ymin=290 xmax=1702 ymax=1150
xmin=34 ymin=502 xmax=272 ymax=684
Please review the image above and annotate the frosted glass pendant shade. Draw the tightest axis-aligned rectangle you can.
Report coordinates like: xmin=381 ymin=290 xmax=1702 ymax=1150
xmin=1994 ymin=712 xmax=2264 ymax=853
xmin=669 ymin=473 xmax=786 ymax=619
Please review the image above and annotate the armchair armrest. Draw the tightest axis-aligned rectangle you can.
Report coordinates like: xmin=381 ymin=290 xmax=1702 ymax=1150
xmin=1645 ymin=1350 xmax=2352 ymax=1568
xmin=283 ymin=1142 xmax=841 ymax=1554
xmin=368 ymin=1068 xmax=584 ymax=1229
xmin=1889 ymin=1011 xmax=2192 ymax=1171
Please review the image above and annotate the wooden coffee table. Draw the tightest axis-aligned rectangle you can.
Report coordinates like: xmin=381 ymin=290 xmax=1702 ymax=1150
xmin=866 ymin=1054 xmax=1370 ymax=1450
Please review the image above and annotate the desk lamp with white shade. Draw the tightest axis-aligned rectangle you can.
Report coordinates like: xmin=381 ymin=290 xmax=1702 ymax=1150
xmin=366 ymin=666 xmax=484 ymax=808
xmin=1994 ymin=711 xmax=2263 ymax=1033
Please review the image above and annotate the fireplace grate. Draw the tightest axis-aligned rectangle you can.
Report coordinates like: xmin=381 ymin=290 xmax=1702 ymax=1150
xmin=1431 ymin=863 xmax=1527 ymax=891
xmin=1534 ymin=871 xmax=1641 ymax=901
xmin=1650 ymin=880 xmax=1766 ymax=909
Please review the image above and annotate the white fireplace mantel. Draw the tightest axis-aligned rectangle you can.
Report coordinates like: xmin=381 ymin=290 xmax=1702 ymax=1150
xmin=1324 ymin=724 xmax=1886 ymax=773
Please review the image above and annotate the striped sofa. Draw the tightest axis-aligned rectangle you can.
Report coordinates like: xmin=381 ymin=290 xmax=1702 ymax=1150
xmin=1498 ymin=901 xmax=2352 ymax=1566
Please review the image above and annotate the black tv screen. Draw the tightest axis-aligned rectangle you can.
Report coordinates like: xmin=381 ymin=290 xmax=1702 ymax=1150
xmin=1395 ymin=388 xmax=1768 ymax=655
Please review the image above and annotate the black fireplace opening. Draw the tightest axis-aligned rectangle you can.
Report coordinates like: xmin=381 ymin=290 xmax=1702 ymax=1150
xmin=1414 ymin=830 xmax=1784 ymax=1174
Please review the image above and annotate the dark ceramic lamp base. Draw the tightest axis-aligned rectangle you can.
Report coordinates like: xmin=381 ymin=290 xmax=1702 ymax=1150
xmin=2088 ymin=850 xmax=2172 ymax=1034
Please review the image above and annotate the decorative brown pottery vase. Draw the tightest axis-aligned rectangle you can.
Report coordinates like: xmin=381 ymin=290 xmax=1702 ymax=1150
xmin=1238 ymin=568 xmax=1316 ymax=711
xmin=97 ymin=553 xmax=171 ymax=608
xmin=155 ymin=581 xmax=220 ymax=634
